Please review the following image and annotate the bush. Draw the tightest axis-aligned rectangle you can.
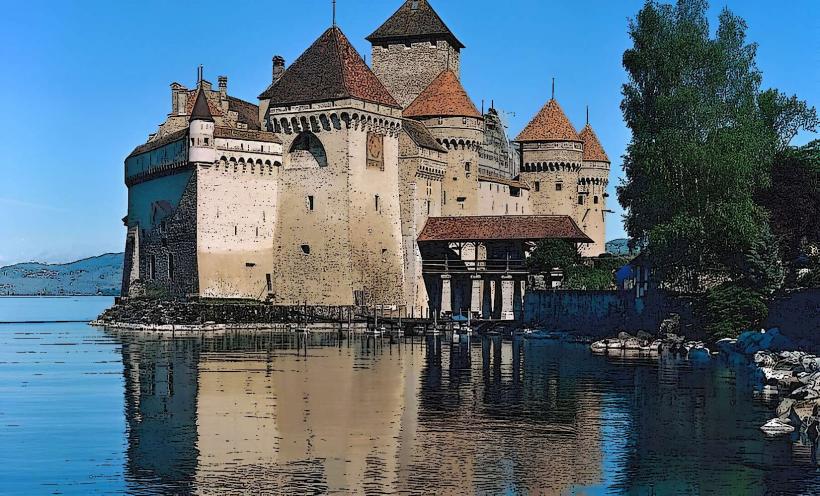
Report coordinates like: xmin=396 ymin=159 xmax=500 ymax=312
xmin=702 ymin=283 xmax=769 ymax=340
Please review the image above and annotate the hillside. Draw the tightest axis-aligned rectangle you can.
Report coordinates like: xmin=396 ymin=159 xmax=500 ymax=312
xmin=0 ymin=253 xmax=123 ymax=296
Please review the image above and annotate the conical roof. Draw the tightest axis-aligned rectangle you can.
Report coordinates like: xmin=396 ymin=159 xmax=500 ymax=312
xmin=367 ymin=0 xmax=464 ymax=49
xmin=515 ymin=99 xmax=580 ymax=143
xmin=404 ymin=70 xmax=481 ymax=119
xmin=189 ymin=88 xmax=213 ymax=122
xmin=578 ymin=124 xmax=610 ymax=162
xmin=260 ymin=27 xmax=399 ymax=108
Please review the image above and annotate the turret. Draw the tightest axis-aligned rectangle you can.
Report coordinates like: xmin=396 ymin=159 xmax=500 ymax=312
xmin=577 ymin=118 xmax=610 ymax=256
xmin=515 ymin=97 xmax=583 ymax=219
xmin=404 ymin=69 xmax=483 ymax=216
xmin=188 ymin=88 xmax=215 ymax=164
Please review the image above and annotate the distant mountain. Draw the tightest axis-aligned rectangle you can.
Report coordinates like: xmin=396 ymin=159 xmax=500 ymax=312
xmin=0 ymin=253 xmax=123 ymax=296
xmin=606 ymin=238 xmax=640 ymax=257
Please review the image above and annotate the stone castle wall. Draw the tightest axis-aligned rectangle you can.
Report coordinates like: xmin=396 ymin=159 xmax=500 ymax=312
xmin=371 ymin=41 xmax=460 ymax=108
xmin=577 ymin=161 xmax=609 ymax=256
xmin=196 ymin=160 xmax=279 ymax=299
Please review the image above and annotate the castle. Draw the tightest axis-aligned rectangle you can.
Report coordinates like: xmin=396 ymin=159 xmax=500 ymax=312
xmin=120 ymin=0 xmax=610 ymax=319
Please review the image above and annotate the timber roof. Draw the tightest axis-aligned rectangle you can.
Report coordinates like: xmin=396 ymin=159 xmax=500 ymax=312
xmin=214 ymin=127 xmax=282 ymax=144
xmin=515 ymin=99 xmax=581 ymax=143
xmin=417 ymin=215 xmax=592 ymax=243
xmin=403 ymin=70 xmax=481 ymax=119
xmin=366 ymin=0 xmax=464 ymax=49
xmin=578 ymin=124 xmax=609 ymax=162
xmin=127 ymin=129 xmax=188 ymax=159
xmin=259 ymin=26 xmax=399 ymax=108
xmin=402 ymin=118 xmax=446 ymax=152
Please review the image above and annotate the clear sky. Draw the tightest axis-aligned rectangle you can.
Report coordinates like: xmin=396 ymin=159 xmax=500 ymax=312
xmin=0 ymin=0 xmax=817 ymax=266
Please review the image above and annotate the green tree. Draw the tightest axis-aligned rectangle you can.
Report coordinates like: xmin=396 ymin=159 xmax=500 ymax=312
xmin=618 ymin=0 xmax=816 ymax=338
xmin=619 ymin=0 xmax=775 ymax=292
xmin=756 ymin=140 xmax=820 ymax=284
xmin=527 ymin=239 xmax=580 ymax=274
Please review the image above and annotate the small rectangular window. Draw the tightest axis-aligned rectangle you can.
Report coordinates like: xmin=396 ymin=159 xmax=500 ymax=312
xmin=308 ymin=195 xmax=314 ymax=211
xmin=266 ymin=274 xmax=272 ymax=292
xmin=375 ymin=195 xmax=380 ymax=212
xmin=204 ymin=137 xmax=209 ymax=145
xmin=301 ymin=244 xmax=310 ymax=255
xmin=578 ymin=195 xmax=584 ymax=205
xmin=534 ymin=181 xmax=540 ymax=192
xmin=464 ymin=162 xmax=471 ymax=172
xmin=556 ymin=183 xmax=563 ymax=191
xmin=594 ymin=196 xmax=599 ymax=204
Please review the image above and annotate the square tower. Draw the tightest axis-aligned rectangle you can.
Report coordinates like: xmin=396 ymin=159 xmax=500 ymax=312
xmin=263 ymin=27 xmax=406 ymax=307
xmin=367 ymin=0 xmax=464 ymax=108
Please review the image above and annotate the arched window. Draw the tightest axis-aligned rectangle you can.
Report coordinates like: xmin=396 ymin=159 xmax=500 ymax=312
xmin=288 ymin=131 xmax=327 ymax=168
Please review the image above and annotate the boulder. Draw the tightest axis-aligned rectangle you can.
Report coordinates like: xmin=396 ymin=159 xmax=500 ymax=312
xmin=617 ymin=332 xmax=633 ymax=341
xmin=776 ymin=398 xmax=796 ymax=418
xmin=753 ymin=351 xmax=777 ymax=367
xmin=636 ymin=330 xmax=654 ymax=341
xmin=688 ymin=346 xmax=711 ymax=361
xmin=790 ymin=385 xmax=820 ymax=401
xmin=760 ymin=418 xmax=795 ymax=435
xmin=605 ymin=338 xmax=623 ymax=349
xmin=801 ymin=356 xmax=820 ymax=372
xmin=623 ymin=338 xmax=644 ymax=350
xmin=716 ymin=338 xmax=739 ymax=355
xmin=590 ymin=340 xmax=607 ymax=352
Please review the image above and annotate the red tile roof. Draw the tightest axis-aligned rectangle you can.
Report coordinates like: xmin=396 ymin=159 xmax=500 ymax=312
xmin=417 ymin=215 xmax=592 ymax=243
xmin=578 ymin=124 xmax=610 ymax=162
xmin=515 ymin=99 xmax=580 ymax=143
xmin=404 ymin=70 xmax=481 ymax=119
xmin=260 ymin=27 xmax=399 ymax=108
xmin=367 ymin=0 xmax=464 ymax=49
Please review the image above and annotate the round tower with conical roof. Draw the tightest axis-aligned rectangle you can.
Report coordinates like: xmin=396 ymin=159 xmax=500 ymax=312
xmin=404 ymin=69 xmax=484 ymax=216
xmin=515 ymin=98 xmax=583 ymax=219
xmin=577 ymin=121 xmax=610 ymax=256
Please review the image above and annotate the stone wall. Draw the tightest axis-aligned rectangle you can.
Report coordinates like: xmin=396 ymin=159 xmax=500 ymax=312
xmin=522 ymin=290 xmax=697 ymax=338
xmin=137 ymin=172 xmax=200 ymax=297
xmin=371 ymin=40 xmax=460 ymax=108
xmin=196 ymin=160 xmax=279 ymax=300
xmin=577 ymin=160 xmax=609 ymax=256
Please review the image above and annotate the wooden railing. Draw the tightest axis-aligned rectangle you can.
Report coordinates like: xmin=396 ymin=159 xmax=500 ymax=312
xmin=421 ymin=258 xmax=529 ymax=275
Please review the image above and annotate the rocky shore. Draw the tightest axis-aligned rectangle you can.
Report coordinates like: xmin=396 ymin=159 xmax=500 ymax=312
xmin=591 ymin=326 xmax=820 ymax=452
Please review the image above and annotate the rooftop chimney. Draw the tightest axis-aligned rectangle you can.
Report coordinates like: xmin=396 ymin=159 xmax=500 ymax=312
xmin=218 ymin=75 xmax=228 ymax=100
xmin=272 ymin=56 xmax=285 ymax=84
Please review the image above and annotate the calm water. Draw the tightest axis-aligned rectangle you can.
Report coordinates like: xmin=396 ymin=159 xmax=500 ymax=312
xmin=1 ymin=298 xmax=818 ymax=495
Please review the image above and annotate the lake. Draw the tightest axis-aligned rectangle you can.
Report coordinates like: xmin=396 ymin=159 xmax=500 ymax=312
xmin=0 ymin=297 xmax=818 ymax=495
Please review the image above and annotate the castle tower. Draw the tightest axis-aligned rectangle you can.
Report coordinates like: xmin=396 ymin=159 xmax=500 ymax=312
xmin=515 ymin=98 xmax=583 ymax=220
xmin=577 ymin=121 xmax=610 ymax=256
xmin=367 ymin=0 xmax=464 ymax=108
xmin=262 ymin=26 xmax=406 ymax=307
xmin=404 ymin=69 xmax=483 ymax=216
xmin=188 ymin=88 xmax=216 ymax=165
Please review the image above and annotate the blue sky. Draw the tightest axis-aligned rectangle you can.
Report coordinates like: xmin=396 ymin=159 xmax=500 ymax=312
xmin=0 ymin=0 xmax=817 ymax=265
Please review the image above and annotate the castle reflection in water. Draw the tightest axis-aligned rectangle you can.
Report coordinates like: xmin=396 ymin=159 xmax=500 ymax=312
xmin=110 ymin=329 xmax=817 ymax=495
xmin=114 ymin=331 xmax=606 ymax=495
